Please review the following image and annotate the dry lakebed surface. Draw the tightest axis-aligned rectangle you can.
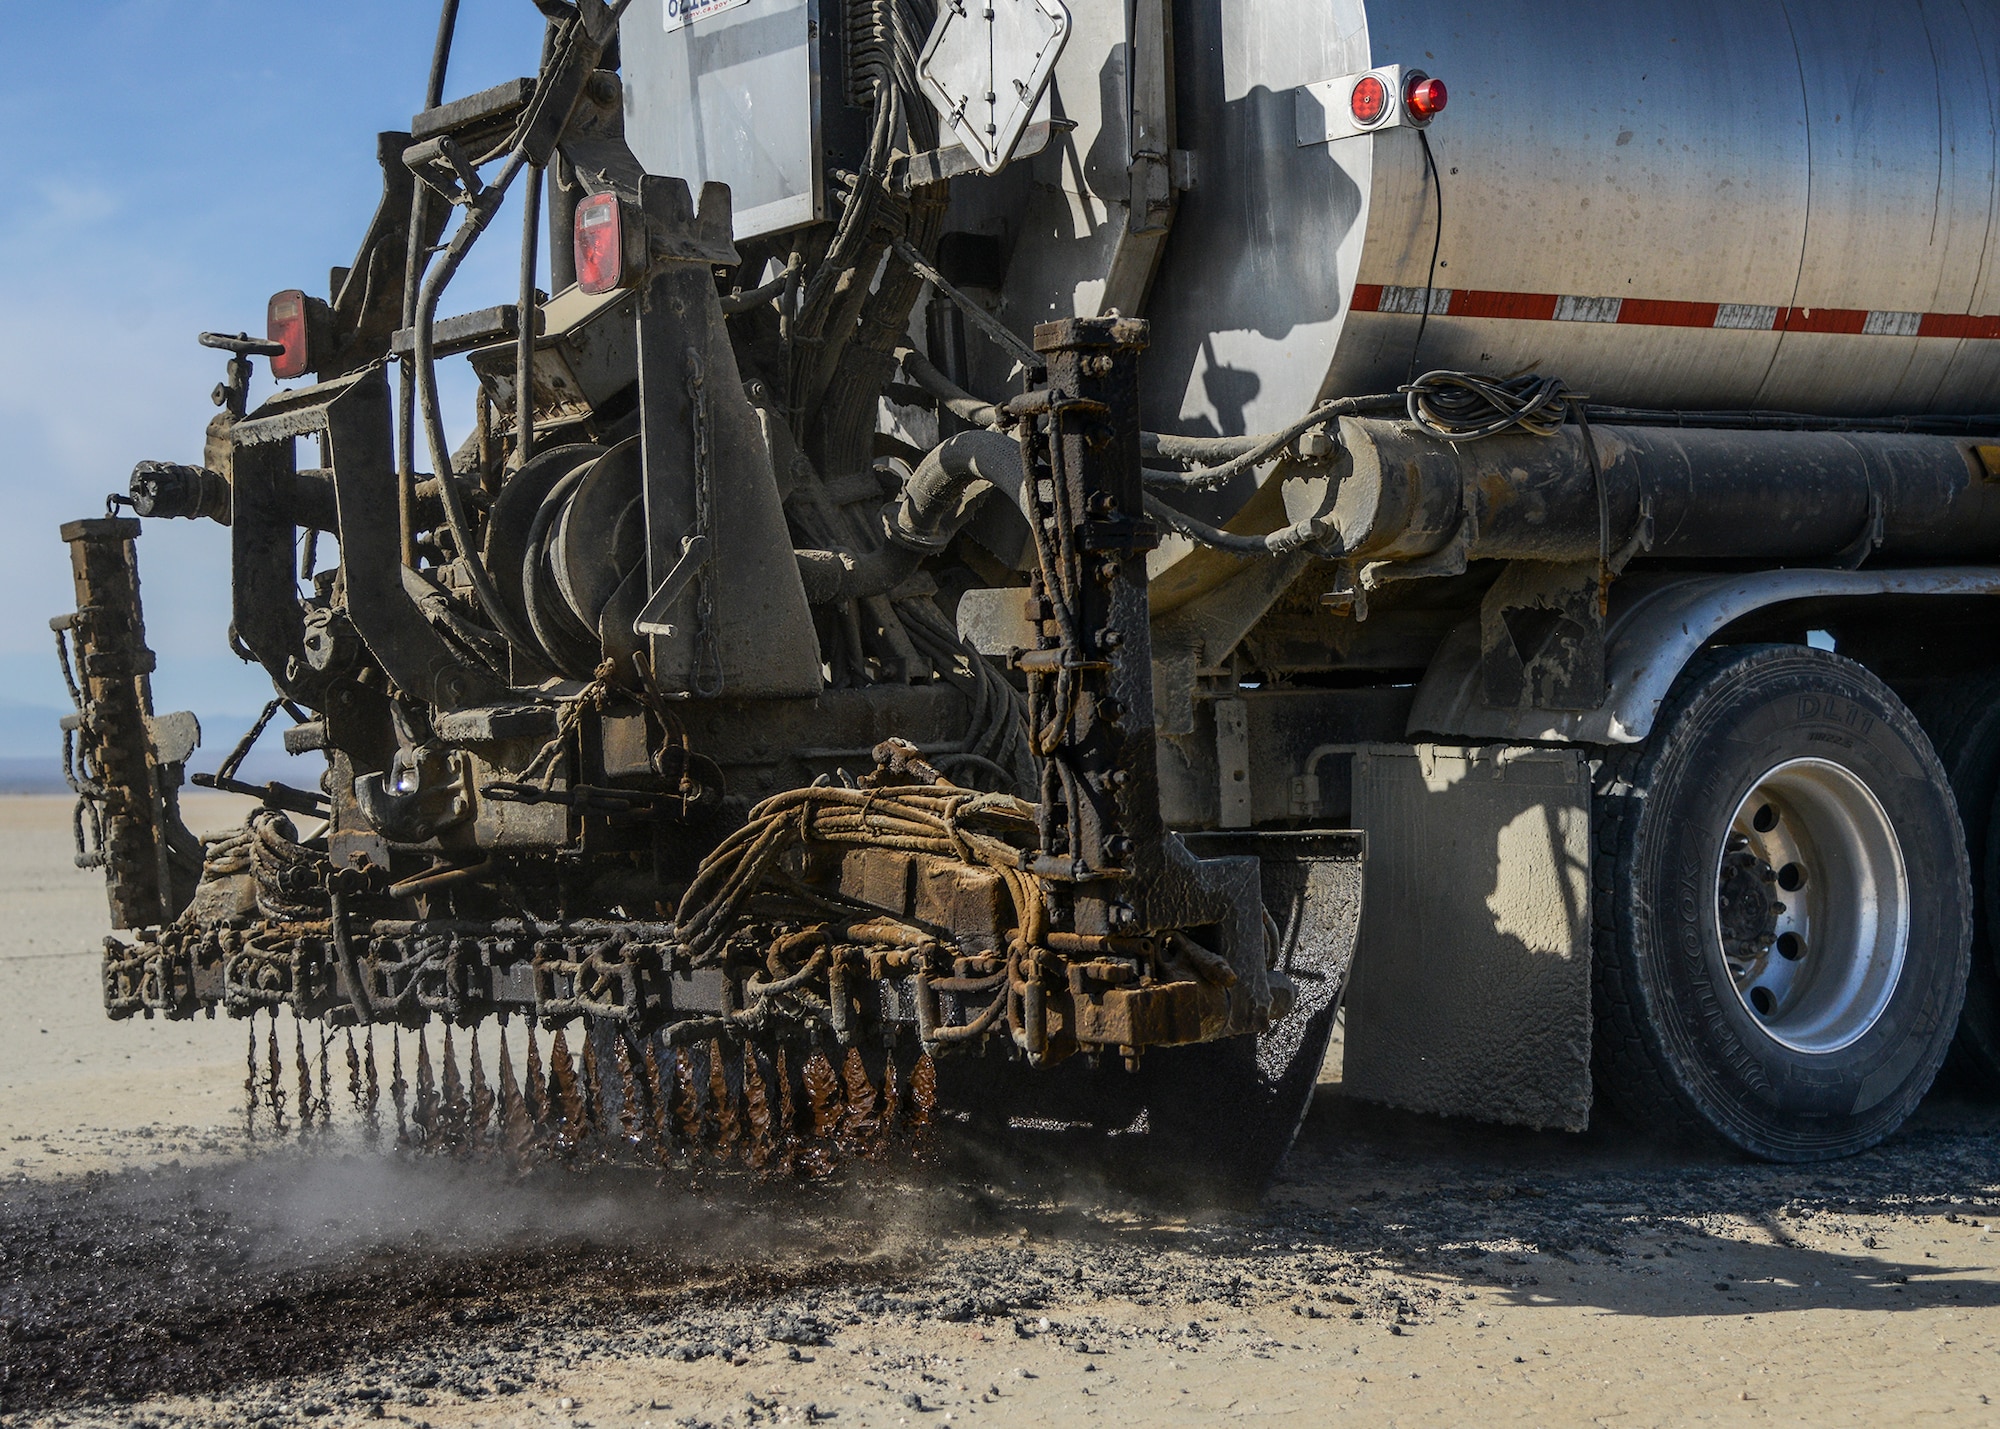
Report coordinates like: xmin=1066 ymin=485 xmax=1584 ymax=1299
xmin=2 ymin=794 xmax=1998 ymax=1427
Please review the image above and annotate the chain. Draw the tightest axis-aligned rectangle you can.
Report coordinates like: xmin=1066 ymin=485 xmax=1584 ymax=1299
xmin=54 ymin=624 xmax=108 ymax=870
xmin=687 ymin=348 xmax=724 ymax=698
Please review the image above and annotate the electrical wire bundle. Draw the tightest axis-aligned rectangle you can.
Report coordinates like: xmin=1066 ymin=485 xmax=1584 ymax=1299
xmin=1402 ymin=369 xmax=1582 ymax=440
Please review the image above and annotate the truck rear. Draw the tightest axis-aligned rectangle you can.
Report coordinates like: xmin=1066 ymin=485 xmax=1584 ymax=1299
xmin=57 ymin=0 xmax=2000 ymax=1182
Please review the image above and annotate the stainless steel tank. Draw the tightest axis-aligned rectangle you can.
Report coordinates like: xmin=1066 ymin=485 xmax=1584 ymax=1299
xmin=617 ymin=1 xmax=2000 ymax=420
xmin=957 ymin=0 xmax=2000 ymax=431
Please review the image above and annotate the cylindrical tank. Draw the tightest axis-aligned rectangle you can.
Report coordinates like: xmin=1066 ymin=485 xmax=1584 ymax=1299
xmin=977 ymin=0 xmax=2000 ymax=434
xmin=1330 ymin=422 xmax=2000 ymax=567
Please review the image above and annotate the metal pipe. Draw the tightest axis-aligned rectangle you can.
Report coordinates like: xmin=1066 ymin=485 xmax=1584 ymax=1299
xmin=425 ymin=0 xmax=461 ymax=109
xmin=1335 ymin=418 xmax=2000 ymax=569
xmin=387 ymin=858 xmax=496 ymax=899
xmin=889 ymin=236 xmax=1041 ymax=372
xmin=366 ymin=918 xmax=676 ymax=939
xmin=548 ymin=152 xmax=578 ymax=292
xmin=126 ymin=463 xmax=341 ymax=533
xmin=516 ymin=165 xmax=543 ymax=468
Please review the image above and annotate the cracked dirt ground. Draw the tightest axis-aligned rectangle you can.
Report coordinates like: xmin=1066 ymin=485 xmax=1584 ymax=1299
xmin=5 ymin=794 xmax=2000 ymax=1428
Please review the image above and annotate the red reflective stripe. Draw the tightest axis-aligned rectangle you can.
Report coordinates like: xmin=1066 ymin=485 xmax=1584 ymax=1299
xmin=1920 ymin=312 xmax=2000 ymax=340
xmin=1618 ymin=298 xmax=1719 ymax=329
xmin=1349 ymin=285 xmax=2000 ymax=337
xmin=1921 ymin=313 xmax=1978 ymax=339
xmin=1778 ymin=307 xmax=1868 ymax=335
xmin=1453 ymin=288 xmax=1558 ymax=321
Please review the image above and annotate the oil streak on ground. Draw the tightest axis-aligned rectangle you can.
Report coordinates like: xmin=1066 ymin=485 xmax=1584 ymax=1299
xmin=6 ymin=1105 xmax=2000 ymax=1427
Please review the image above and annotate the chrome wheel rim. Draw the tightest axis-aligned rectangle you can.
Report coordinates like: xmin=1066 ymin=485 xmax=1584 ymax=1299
xmin=1714 ymin=757 xmax=1909 ymax=1054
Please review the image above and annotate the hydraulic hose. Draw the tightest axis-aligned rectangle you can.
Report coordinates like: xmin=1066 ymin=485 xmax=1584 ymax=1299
xmin=895 ymin=346 xmax=1003 ymax=428
xmin=890 ymin=429 xmax=1021 ymax=549
xmin=1139 ymin=393 xmax=1402 ymax=492
xmin=397 ymin=0 xmax=462 ymax=568
xmin=794 ymin=430 xmax=1021 ymax=603
xmin=794 ymin=545 xmax=925 ymax=606
xmin=906 ymin=358 xmax=1404 ymax=490
xmin=409 ymin=1 xmax=637 ymax=664
xmin=413 ymin=147 xmax=543 ymax=662
xmin=1143 ymin=492 xmax=1344 ymax=559
xmin=1142 ymin=431 xmax=1268 ymax=463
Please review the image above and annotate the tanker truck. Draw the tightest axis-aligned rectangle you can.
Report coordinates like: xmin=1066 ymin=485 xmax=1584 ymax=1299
xmin=55 ymin=0 xmax=2000 ymax=1186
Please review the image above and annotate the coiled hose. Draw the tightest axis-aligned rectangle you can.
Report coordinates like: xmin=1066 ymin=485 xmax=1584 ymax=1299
xmin=1402 ymin=369 xmax=1581 ymax=440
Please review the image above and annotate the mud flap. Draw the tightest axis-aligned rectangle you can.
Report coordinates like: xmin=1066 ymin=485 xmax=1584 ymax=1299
xmin=1151 ymin=831 xmax=1366 ymax=1184
xmin=1338 ymin=744 xmax=1593 ymax=1131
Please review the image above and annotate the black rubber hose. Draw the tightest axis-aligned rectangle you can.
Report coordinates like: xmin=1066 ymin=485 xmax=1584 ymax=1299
xmin=1143 ymin=492 xmax=1344 ymax=559
xmin=396 ymin=1 xmax=461 ymax=568
xmin=1140 ymin=394 xmax=1403 ymax=492
xmin=793 ymin=430 xmax=1021 ymax=603
xmin=414 ymin=148 xmax=544 ymax=663
xmin=895 ymin=346 xmax=1002 ymax=428
xmin=520 ymin=462 xmax=598 ymax=674
xmin=793 ymin=545 xmax=924 ymax=606
xmin=1143 ymin=431 xmax=1269 ymax=463
xmin=410 ymin=3 xmax=638 ymax=664
xmin=889 ymin=430 xmax=1021 ymax=549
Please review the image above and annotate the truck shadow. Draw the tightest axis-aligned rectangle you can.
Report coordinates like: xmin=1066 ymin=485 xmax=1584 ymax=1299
xmin=894 ymin=1083 xmax=2000 ymax=1325
xmin=1253 ymin=1084 xmax=2000 ymax=1321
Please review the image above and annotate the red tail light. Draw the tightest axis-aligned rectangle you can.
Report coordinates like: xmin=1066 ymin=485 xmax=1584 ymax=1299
xmin=267 ymin=290 xmax=312 ymax=380
xmin=1350 ymin=74 xmax=1390 ymax=126
xmin=575 ymin=193 xmax=629 ymax=295
xmin=1406 ymin=75 xmax=1448 ymax=122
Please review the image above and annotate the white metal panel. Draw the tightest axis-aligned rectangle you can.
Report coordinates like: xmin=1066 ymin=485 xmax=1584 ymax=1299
xmin=620 ymin=0 xmax=826 ymax=241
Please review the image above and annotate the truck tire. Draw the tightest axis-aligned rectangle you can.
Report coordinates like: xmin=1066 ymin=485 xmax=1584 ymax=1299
xmin=1593 ymin=643 xmax=1969 ymax=1160
xmin=1908 ymin=673 xmax=2000 ymax=1091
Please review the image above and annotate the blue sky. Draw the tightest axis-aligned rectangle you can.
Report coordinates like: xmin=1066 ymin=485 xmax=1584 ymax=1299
xmin=0 ymin=2 xmax=551 ymax=755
